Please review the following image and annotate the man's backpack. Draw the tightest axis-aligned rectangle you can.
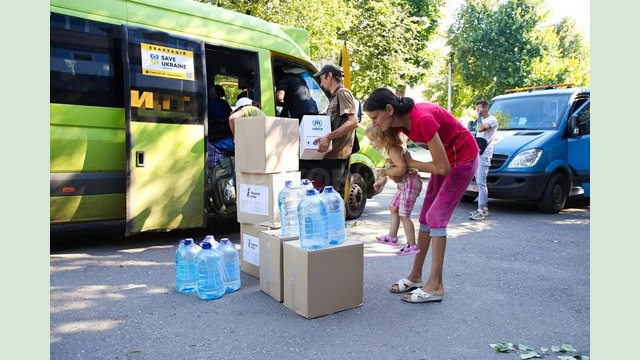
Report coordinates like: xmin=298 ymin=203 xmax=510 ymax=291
xmin=207 ymin=156 xmax=237 ymax=216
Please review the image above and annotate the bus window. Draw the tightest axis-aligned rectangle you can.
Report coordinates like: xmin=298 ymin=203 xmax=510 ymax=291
xmin=50 ymin=13 xmax=124 ymax=108
xmin=125 ymin=29 xmax=206 ymax=125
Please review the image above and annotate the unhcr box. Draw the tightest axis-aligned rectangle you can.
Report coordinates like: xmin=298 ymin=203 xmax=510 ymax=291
xmin=283 ymin=239 xmax=364 ymax=319
xmin=235 ymin=116 xmax=299 ymax=173
xmin=259 ymin=229 xmax=299 ymax=303
xmin=236 ymin=171 xmax=301 ymax=228
xmin=299 ymin=115 xmax=332 ymax=160
xmin=240 ymin=223 xmax=273 ymax=278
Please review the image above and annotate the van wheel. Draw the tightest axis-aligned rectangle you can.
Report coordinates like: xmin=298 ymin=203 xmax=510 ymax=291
xmin=537 ymin=173 xmax=567 ymax=213
xmin=346 ymin=173 xmax=366 ymax=220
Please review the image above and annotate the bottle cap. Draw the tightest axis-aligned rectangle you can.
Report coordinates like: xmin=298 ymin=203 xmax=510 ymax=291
xmin=201 ymin=242 xmax=212 ymax=249
xmin=323 ymin=186 xmax=334 ymax=192
xmin=183 ymin=238 xmax=193 ymax=245
xmin=306 ymin=189 xmax=316 ymax=196
xmin=220 ymin=238 xmax=230 ymax=244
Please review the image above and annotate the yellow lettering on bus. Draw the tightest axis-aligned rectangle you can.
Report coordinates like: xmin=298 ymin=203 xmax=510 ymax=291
xmin=174 ymin=95 xmax=191 ymax=112
xmin=162 ymin=95 xmax=171 ymax=110
xmin=130 ymin=90 xmax=154 ymax=109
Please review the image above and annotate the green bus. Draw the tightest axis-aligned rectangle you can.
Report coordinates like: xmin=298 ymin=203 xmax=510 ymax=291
xmin=50 ymin=0 xmax=384 ymax=236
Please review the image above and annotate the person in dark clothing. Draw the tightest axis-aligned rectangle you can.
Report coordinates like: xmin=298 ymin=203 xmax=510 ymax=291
xmin=274 ymin=66 xmax=318 ymax=120
xmin=207 ymin=85 xmax=233 ymax=149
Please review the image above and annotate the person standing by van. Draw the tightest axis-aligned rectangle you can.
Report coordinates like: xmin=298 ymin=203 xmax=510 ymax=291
xmin=363 ymin=87 xmax=478 ymax=303
xmin=274 ymin=66 xmax=318 ymax=120
xmin=307 ymin=64 xmax=358 ymax=196
xmin=469 ymin=99 xmax=498 ymax=221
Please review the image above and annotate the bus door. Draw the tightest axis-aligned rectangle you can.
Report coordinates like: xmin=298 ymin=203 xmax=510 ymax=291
xmin=122 ymin=27 xmax=207 ymax=235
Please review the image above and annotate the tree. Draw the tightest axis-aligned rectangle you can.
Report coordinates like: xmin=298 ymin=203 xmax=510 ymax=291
xmin=446 ymin=0 xmax=545 ymax=114
xmin=440 ymin=0 xmax=589 ymax=117
xmin=346 ymin=0 xmax=444 ymax=98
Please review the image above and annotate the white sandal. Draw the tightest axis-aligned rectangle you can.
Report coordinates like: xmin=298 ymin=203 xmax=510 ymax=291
xmin=390 ymin=278 xmax=424 ymax=293
xmin=402 ymin=288 xmax=443 ymax=303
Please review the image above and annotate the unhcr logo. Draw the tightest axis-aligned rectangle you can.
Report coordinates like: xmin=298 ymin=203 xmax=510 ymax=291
xmin=312 ymin=118 xmax=323 ymax=130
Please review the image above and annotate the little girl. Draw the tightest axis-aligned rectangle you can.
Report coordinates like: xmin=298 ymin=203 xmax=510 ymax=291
xmin=365 ymin=124 xmax=423 ymax=256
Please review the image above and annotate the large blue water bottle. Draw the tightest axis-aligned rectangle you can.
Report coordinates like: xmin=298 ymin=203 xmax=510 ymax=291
xmin=278 ymin=181 xmax=304 ymax=236
xmin=195 ymin=242 xmax=225 ymax=300
xmin=175 ymin=238 xmax=201 ymax=293
xmin=201 ymin=235 xmax=219 ymax=249
xmin=217 ymin=238 xmax=241 ymax=293
xmin=297 ymin=189 xmax=329 ymax=250
xmin=321 ymin=186 xmax=346 ymax=245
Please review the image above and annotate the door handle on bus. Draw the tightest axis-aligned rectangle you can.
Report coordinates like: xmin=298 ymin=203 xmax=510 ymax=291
xmin=136 ymin=151 xmax=145 ymax=167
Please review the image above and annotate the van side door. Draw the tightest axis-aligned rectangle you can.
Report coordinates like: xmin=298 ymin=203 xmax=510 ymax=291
xmin=122 ymin=26 xmax=207 ymax=235
xmin=567 ymin=100 xmax=590 ymax=196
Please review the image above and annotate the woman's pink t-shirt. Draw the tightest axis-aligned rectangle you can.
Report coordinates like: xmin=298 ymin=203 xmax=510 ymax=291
xmin=400 ymin=103 xmax=478 ymax=165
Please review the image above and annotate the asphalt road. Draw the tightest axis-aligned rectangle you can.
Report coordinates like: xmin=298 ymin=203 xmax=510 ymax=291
xmin=50 ymin=180 xmax=590 ymax=359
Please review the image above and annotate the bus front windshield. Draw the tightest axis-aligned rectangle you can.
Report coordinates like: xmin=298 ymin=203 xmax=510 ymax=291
xmin=490 ymin=93 xmax=572 ymax=131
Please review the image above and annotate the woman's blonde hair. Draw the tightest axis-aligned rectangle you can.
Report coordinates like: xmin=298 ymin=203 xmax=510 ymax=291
xmin=364 ymin=123 xmax=406 ymax=154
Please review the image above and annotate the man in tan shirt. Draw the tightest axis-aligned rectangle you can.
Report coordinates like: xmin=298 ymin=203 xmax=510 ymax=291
xmin=302 ymin=64 xmax=358 ymax=195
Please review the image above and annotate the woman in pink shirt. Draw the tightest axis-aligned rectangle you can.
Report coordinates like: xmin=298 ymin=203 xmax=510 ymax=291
xmin=364 ymin=87 xmax=478 ymax=303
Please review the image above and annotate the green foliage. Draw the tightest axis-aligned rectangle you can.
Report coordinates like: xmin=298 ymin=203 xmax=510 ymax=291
xmin=490 ymin=341 xmax=588 ymax=360
xmin=346 ymin=0 xmax=444 ymax=98
xmin=446 ymin=0 xmax=545 ymax=115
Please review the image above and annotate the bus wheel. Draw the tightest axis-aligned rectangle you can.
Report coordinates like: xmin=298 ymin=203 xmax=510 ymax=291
xmin=346 ymin=173 xmax=366 ymax=220
xmin=537 ymin=173 xmax=567 ymax=213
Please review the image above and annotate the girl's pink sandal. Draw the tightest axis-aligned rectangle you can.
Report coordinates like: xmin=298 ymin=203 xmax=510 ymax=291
xmin=376 ymin=234 xmax=399 ymax=246
xmin=397 ymin=244 xmax=421 ymax=256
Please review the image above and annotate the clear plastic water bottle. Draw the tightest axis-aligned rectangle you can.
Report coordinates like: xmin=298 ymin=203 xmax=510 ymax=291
xmin=297 ymin=189 xmax=329 ymax=250
xmin=217 ymin=238 xmax=241 ymax=293
xmin=321 ymin=186 xmax=346 ymax=245
xmin=301 ymin=179 xmax=315 ymax=191
xmin=175 ymin=238 xmax=201 ymax=293
xmin=195 ymin=242 xmax=225 ymax=300
xmin=201 ymin=235 xmax=219 ymax=249
xmin=278 ymin=181 xmax=304 ymax=236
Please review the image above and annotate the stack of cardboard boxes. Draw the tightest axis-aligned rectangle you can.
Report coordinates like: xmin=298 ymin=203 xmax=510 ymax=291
xmin=234 ymin=115 xmax=364 ymax=319
xmin=234 ymin=116 xmax=300 ymax=278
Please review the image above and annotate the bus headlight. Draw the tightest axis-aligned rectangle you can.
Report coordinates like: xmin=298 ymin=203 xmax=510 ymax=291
xmin=508 ymin=149 xmax=542 ymax=168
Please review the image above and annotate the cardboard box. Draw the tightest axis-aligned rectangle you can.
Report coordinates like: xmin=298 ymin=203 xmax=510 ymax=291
xmin=299 ymin=115 xmax=332 ymax=160
xmin=236 ymin=171 xmax=301 ymax=228
xmin=259 ymin=229 xmax=299 ymax=302
xmin=240 ymin=223 xmax=273 ymax=278
xmin=283 ymin=239 xmax=364 ymax=319
xmin=235 ymin=116 xmax=299 ymax=173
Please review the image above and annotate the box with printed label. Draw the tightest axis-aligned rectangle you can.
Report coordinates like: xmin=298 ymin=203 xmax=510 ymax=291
xmin=299 ymin=115 xmax=332 ymax=160
xmin=259 ymin=229 xmax=299 ymax=302
xmin=283 ymin=239 xmax=364 ymax=319
xmin=236 ymin=171 xmax=301 ymax=228
xmin=240 ymin=223 xmax=273 ymax=278
xmin=235 ymin=116 xmax=299 ymax=173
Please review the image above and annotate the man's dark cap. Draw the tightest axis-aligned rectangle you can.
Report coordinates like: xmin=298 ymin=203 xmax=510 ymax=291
xmin=313 ymin=64 xmax=343 ymax=77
